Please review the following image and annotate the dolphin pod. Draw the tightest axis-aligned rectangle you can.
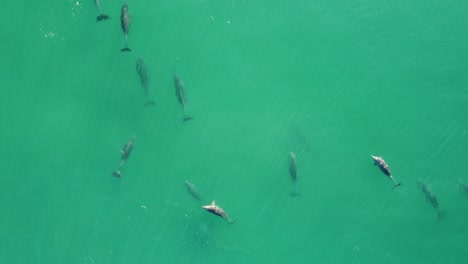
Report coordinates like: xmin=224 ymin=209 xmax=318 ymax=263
xmin=89 ymin=3 xmax=458 ymax=233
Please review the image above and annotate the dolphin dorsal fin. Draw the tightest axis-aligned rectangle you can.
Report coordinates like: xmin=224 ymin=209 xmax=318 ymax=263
xmin=211 ymin=200 xmax=215 ymax=206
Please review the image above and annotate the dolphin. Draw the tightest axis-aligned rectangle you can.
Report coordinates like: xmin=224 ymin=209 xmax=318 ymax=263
xmin=371 ymin=155 xmax=402 ymax=189
xmin=458 ymin=179 xmax=468 ymax=197
xmin=419 ymin=180 xmax=447 ymax=219
xmin=184 ymin=180 xmax=202 ymax=201
xmin=289 ymin=152 xmax=301 ymax=197
xmin=173 ymin=73 xmax=193 ymax=122
xmin=112 ymin=135 xmax=135 ymax=178
xmin=202 ymin=201 xmax=233 ymax=222
xmin=112 ymin=170 xmax=122 ymax=178
xmin=120 ymin=4 xmax=131 ymax=52
xmin=136 ymin=58 xmax=155 ymax=106
xmin=95 ymin=0 xmax=110 ymax=21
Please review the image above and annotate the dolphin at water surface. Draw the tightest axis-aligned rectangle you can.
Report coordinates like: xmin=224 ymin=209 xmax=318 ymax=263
xmin=371 ymin=155 xmax=402 ymax=189
xmin=202 ymin=201 xmax=234 ymax=223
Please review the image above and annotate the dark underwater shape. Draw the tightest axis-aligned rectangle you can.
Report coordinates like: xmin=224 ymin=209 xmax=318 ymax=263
xmin=184 ymin=180 xmax=202 ymax=201
xmin=96 ymin=14 xmax=110 ymax=21
xmin=419 ymin=180 xmax=439 ymax=208
xmin=95 ymin=1 xmax=110 ymax=21
xmin=290 ymin=192 xmax=302 ymax=197
xmin=418 ymin=180 xmax=447 ymax=219
xmin=112 ymin=170 xmax=121 ymax=178
xmin=371 ymin=155 xmax=402 ymax=190
xmin=120 ymin=4 xmax=131 ymax=52
xmin=289 ymin=152 xmax=300 ymax=197
xmin=458 ymin=180 xmax=468 ymax=197
xmin=136 ymin=58 xmax=155 ymax=105
xmin=437 ymin=211 xmax=447 ymax=219
xmin=183 ymin=116 xmax=194 ymax=122
xmin=289 ymin=152 xmax=297 ymax=182
xmin=173 ymin=73 xmax=193 ymax=122
xmin=136 ymin=58 xmax=149 ymax=92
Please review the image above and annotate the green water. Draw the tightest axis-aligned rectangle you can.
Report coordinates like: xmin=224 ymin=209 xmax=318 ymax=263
xmin=2 ymin=0 xmax=468 ymax=263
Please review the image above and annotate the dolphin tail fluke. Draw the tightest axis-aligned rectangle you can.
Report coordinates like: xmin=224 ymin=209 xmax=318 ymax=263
xmin=183 ymin=115 xmax=194 ymax=122
xmin=112 ymin=170 xmax=121 ymax=178
xmin=144 ymin=100 xmax=155 ymax=106
xmin=290 ymin=191 xmax=302 ymax=197
xmin=227 ymin=218 xmax=238 ymax=225
xmin=392 ymin=182 xmax=402 ymax=190
xmin=290 ymin=182 xmax=301 ymax=197
xmin=97 ymin=14 xmax=111 ymax=21
xmin=437 ymin=210 xmax=447 ymax=220
xmin=120 ymin=47 xmax=131 ymax=52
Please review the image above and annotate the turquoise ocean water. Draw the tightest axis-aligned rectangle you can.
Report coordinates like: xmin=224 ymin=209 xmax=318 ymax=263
xmin=1 ymin=0 xmax=468 ymax=263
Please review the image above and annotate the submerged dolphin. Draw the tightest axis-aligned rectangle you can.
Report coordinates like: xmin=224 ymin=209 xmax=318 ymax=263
xmin=371 ymin=155 xmax=402 ymax=189
xmin=289 ymin=152 xmax=301 ymax=197
xmin=458 ymin=179 xmax=468 ymax=197
xmin=184 ymin=180 xmax=202 ymax=201
xmin=120 ymin=4 xmax=131 ymax=52
xmin=202 ymin=201 xmax=233 ymax=223
xmin=418 ymin=180 xmax=447 ymax=219
xmin=136 ymin=58 xmax=155 ymax=105
xmin=173 ymin=73 xmax=193 ymax=122
xmin=112 ymin=135 xmax=135 ymax=178
xmin=95 ymin=0 xmax=110 ymax=21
